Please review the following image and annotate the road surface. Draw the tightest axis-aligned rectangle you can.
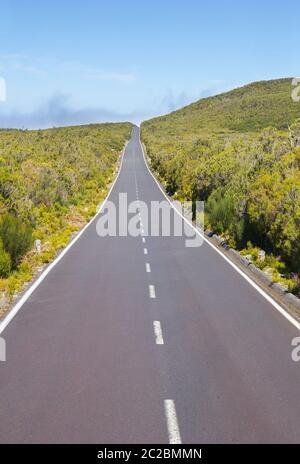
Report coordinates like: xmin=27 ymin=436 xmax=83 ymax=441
xmin=0 ymin=127 xmax=299 ymax=444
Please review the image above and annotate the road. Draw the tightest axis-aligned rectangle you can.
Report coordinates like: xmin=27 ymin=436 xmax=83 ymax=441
xmin=0 ymin=127 xmax=299 ymax=444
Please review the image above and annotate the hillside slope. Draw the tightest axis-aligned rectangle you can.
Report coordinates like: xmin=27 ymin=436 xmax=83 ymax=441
xmin=141 ymin=79 xmax=300 ymax=294
xmin=144 ymin=78 xmax=300 ymax=136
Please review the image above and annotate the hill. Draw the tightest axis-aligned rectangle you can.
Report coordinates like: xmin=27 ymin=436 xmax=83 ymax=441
xmin=144 ymin=78 xmax=300 ymax=136
xmin=141 ymin=79 xmax=300 ymax=294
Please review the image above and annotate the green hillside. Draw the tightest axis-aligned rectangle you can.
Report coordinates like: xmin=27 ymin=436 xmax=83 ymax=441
xmin=0 ymin=122 xmax=132 ymax=312
xmin=144 ymin=78 xmax=300 ymax=136
xmin=141 ymin=79 xmax=300 ymax=294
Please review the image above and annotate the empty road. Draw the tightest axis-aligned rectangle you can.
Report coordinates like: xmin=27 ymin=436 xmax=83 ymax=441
xmin=0 ymin=127 xmax=299 ymax=443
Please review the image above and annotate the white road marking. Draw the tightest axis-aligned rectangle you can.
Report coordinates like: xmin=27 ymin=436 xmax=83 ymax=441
xmin=164 ymin=400 xmax=182 ymax=444
xmin=144 ymin=248 xmax=148 ymax=255
xmin=138 ymin=134 xmax=300 ymax=331
xmin=142 ymin=237 xmax=146 ymax=243
xmin=146 ymin=263 xmax=151 ymax=273
xmin=153 ymin=321 xmax=164 ymax=344
xmin=149 ymin=285 xmax=156 ymax=299
xmin=0 ymin=142 xmax=130 ymax=336
xmin=141 ymin=228 xmax=145 ymax=235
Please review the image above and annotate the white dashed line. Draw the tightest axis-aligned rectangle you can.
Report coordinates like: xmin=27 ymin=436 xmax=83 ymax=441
xmin=146 ymin=263 xmax=151 ymax=273
xmin=164 ymin=400 xmax=182 ymax=444
xmin=153 ymin=321 xmax=164 ymax=345
xmin=142 ymin=237 xmax=146 ymax=243
xmin=149 ymin=285 xmax=156 ymax=299
xmin=144 ymin=248 xmax=148 ymax=255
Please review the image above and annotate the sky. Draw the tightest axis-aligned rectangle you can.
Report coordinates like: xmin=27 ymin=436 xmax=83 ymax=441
xmin=0 ymin=0 xmax=299 ymax=128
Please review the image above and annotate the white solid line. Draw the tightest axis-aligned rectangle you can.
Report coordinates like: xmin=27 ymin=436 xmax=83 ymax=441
xmin=153 ymin=321 xmax=164 ymax=344
xmin=0 ymin=141 xmax=130 ymax=336
xmin=138 ymin=134 xmax=300 ymax=331
xmin=164 ymin=400 xmax=182 ymax=444
xmin=149 ymin=285 xmax=156 ymax=299
xmin=144 ymin=248 xmax=148 ymax=255
xmin=146 ymin=263 xmax=151 ymax=273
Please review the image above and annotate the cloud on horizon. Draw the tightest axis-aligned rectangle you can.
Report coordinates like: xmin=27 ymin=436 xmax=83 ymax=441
xmin=0 ymin=94 xmax=144 ymax=129
xmin=0 ymin=84 xmax=229 ymax=129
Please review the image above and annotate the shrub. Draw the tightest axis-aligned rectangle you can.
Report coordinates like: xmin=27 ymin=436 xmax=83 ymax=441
xmin=0 ymin=239 xmax=11 ymax=277
xmin=0 ymin=213 xmax=33 ymax=268
xmin=206 ymin=189 xmax=245 ymax=245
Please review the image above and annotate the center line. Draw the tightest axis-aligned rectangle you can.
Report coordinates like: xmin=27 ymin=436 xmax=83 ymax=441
xmin=144 ymin=248 xmax=148 ymax=255
xmin=149 ymin=284 xmax=156 ymax=299
xmin=145 ymin=262 xmax=151 ymax=273
xmin=164 ymin=400 xmax=182 ymax=444
xmin=153 ymin=321 xmax=164 ymax=344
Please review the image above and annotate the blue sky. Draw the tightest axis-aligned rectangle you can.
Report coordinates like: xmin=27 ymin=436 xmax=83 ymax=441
xmin=0 ymin=0 xmax=299 ymax=128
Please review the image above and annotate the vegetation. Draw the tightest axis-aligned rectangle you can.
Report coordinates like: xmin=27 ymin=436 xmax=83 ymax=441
xmin=141 ymin=78 xmax=300 ymax=295
xmin=0 ymin=213 xmax=33 ymax=269
xmin=0 ymin=122 xmax=132 ymax=311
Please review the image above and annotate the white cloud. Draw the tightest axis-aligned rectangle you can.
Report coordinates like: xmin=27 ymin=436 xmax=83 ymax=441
xmin=0 ymin=54 xmax=136 ymax=83
xmin=86 ymin=70 xmax=136 ymax=83
xmin=0 ymin=54 xmax=47 ymax=76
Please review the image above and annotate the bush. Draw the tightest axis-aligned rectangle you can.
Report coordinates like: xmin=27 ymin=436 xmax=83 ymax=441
xmin=0 ymin=213 xmax=33 ymax=268
xmin=0 ymin=239 xmax=11 ymax=277
xmin=206 ymin=189 xmax=245 ymax=245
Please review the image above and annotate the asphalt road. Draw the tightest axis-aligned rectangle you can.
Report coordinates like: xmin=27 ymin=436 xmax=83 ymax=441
xmin=0 ymin=127 xmax=299 ymax=444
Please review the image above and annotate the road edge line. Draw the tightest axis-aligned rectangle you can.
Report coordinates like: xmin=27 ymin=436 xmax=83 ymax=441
xmin=0 ymin=140 xmax=129 ymax=335
xmin=138 ymin=130 xmax=300 ymax=331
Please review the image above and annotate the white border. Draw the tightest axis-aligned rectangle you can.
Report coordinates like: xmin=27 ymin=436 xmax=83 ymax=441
xmin=0 ymin=142 xmax=128 ymax=335
xmin=138 ymin=131 xmax=300 ymax=331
